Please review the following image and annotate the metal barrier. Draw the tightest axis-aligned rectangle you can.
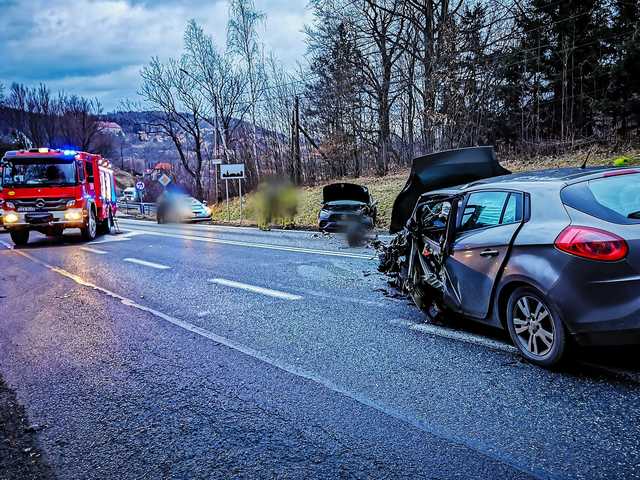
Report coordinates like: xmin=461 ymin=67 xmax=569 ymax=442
xmin=116 ymin=201 xmax=157 ymax=218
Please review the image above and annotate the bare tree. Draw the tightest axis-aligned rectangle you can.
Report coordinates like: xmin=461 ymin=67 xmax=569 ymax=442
xmin=183 ymin=20 xmax=249 ymax=157
xmin=227 ymin=0 xmax=266 ymax=179
xmin=139 ymin=56 xmax=209 ymax=199
xmin=58 ymin=94 xmax=104 ymax=151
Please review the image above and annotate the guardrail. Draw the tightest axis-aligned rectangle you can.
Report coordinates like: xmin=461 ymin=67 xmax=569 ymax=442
xmin=117 ymin=201 xmax=157 ymax=218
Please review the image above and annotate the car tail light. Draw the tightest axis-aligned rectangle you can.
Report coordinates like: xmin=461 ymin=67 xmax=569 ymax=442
xmin=555 ymin=226 xmax=628 ymax=262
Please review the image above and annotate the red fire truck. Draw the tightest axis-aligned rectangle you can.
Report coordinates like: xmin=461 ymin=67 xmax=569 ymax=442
xmin=0 ymin=148 xmax=117 ymax=246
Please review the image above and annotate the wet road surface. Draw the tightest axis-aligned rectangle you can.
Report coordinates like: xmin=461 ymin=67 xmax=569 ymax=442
xmin=1 ymin=218 xmax=639 ymax=479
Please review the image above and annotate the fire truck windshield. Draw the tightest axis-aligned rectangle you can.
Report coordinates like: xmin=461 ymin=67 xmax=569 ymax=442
xmin=1 ymin=158 xmax=78 ymax=187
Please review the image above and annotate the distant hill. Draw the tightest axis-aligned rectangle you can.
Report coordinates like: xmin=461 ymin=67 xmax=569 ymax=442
xmin=0 ymin=107 xmax=283 ymax=176
xmin=101 ymin=111 xmax=281 ymax=173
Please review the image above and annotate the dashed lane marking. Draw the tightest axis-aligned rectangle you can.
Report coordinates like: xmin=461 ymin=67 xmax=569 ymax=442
xmin=209 ymin=278 xmax=303 ymax=301
xmin=89 ymin=231 xmax=144 ymax=245
xmin=124 ymin=258 xmax=171 ymax=270
xmin=80 ymin=247 xmax=107 ymax=255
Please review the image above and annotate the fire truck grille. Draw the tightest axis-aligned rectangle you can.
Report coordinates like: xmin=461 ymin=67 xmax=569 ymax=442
xmin=14 ymin=198 xmax=73 ymax=211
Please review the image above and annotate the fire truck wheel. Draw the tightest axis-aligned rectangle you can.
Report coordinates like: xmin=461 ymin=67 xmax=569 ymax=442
xmin=81 ymin=208 xmax=97 ymax=241
xmin=98 ymin=210 xmax=115 ymax=235
xmin=9 ymin=230 xmax=30 ymax=247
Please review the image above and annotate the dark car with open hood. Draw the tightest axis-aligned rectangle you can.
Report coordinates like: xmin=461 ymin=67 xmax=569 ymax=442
xmin=318 ymin=182 xmax=377 ymax=233
xmin=380 ymin=146 xmax=640 ymax=367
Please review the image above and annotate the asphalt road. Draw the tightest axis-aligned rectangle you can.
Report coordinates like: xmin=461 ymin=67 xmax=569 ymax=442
xmin=1 ymin=218 xmax=639 ymax=479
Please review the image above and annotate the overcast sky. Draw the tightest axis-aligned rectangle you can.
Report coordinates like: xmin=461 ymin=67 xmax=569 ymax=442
xmin=0 ymin=0 xmax=312 ymax=111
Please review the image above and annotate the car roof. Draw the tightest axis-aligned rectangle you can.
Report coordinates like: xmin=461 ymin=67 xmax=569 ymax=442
xmin=425 ymin=166 xmax=632 ymax=196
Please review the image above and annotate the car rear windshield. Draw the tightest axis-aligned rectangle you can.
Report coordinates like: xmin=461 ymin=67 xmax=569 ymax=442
xmin=561 ymin=172 xmax=640 ymax=224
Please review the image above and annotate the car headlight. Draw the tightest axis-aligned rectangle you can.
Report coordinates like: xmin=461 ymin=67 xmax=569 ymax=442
xmin=204 ymin=207 xmax=212 ymax=216
xmin=64 ymin=209 xmax=83 ymax=221
xmin=4 ymin=212 xmax=19 ymax=223
xmin=319 ymin=209 xmax=330 ymax=220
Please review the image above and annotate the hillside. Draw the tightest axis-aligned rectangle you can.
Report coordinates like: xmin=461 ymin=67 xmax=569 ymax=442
xmin=210 ymin=149 xmax=640 ymax=231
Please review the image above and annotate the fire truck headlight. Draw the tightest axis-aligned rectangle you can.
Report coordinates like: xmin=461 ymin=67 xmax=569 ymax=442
xmin=64 ymin=209 xmax=83 ymax=221
xmin=4 ymin=212 xmax=19 ymax=223
xmin=66 ymin=199 xmax=76 ymax=208
xmin=5 ymin=202 xmax=15 ymax=209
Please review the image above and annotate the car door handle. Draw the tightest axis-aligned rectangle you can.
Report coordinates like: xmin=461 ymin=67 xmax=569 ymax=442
xmin=479 ymin=249 xmax=500 ymax=257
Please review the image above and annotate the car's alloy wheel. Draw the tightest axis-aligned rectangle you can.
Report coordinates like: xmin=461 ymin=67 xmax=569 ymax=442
xmin=506 ymin=287 xmax=566 ymax=367
xmin=513 ymin=296 xmax=554 ymax=356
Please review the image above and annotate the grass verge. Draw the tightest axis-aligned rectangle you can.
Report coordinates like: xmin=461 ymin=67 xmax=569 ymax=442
xmin=209 ymin=148 xmax=639 ymax=231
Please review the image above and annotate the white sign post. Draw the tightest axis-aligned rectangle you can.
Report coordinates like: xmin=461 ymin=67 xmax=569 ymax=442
xmin=220 ymin=164 xmax=245 ymax=223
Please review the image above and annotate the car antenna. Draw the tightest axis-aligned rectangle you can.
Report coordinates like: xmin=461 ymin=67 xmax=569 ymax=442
xmin=580 ymin=148 xmax=594 ymax=169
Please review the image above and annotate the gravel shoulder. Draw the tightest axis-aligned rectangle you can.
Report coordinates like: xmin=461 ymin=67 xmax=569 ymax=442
xmin=0 ymin=377 xmax=55 ymax=480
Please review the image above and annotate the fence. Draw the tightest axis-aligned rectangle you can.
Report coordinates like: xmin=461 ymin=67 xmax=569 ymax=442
xmin=116 ymin=201 xmax=157 ymax=218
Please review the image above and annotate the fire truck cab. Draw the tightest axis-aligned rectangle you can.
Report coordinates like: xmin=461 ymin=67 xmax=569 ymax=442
xmin=0 ymin=148 xmax=117 ymax=246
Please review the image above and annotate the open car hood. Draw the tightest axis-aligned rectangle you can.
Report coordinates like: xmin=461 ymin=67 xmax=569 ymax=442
xmin=323 ymin=183 xmax=371 ymax=205
xmin=389 ymin=146 xmax=510 ymax=233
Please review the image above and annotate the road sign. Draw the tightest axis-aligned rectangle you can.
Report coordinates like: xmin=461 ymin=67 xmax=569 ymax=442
xmin=158 ymin=174 xmax=171 ymax=188
xmin=220 ymin=164 xmax=245 ymax=180
xmin=136 ymin=181 xmax=145 ymax=191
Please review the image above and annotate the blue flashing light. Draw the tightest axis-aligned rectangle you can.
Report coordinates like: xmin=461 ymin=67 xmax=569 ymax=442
xmin=63 ymin=149 xmax=78 ymax=156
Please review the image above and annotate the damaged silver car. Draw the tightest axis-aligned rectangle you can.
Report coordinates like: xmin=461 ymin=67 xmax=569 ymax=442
xmin=380 ymin=146 xmax=640 ymax=367
xmin=319 ymin=182 xmax=377 ymax=233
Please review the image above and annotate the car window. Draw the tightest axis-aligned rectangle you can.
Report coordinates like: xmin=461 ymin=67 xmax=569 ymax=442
xmin=588 ymin=174 xmax=640 ymax=219
xmin=419 ymin=200 xmax=451 ymax=242
xmin=460 ymin=191 xmax=512 ymax=232
xmin=501 ymin=193 xmax=524 ymax=224
xmin=86 ymin=161 xmax=94 ymax=182
xmin=561 ymin=172 xmax=640 ymax=224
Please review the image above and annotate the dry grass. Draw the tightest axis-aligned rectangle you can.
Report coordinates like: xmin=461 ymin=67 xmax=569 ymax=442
xmin=209 ymin=148 xmax=640 ymax=230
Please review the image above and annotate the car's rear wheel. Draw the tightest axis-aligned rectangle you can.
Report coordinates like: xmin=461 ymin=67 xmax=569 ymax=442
xmin=506 ymin=286 xmax=567 ymax=367
xmin=9 ymin=230 xmax=29 ymax=247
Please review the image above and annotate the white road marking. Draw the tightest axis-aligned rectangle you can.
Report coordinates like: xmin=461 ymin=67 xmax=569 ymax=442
xmin=124 ymin=258 xmax=171 ymax=270
xmin=405 ymin=321 xmax=517 ymax=354
xmin=6 ymin=247 xmax=546 ymax=479
xmin=89 ymin=231 xmax=144 ymax=245
xmin=118 ymin=217 xmax=392 ymax=239
xmin=209 ymin=278 xmax=303 ymax=301
xmin=80 ymin=247 xmax=107 ymax=255
xmin=120 ymin=227 xmax=375 ymax=260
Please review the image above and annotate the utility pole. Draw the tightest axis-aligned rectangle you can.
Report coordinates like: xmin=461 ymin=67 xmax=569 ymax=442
xmin=293 ymin=96 xmax=301 ymax=186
